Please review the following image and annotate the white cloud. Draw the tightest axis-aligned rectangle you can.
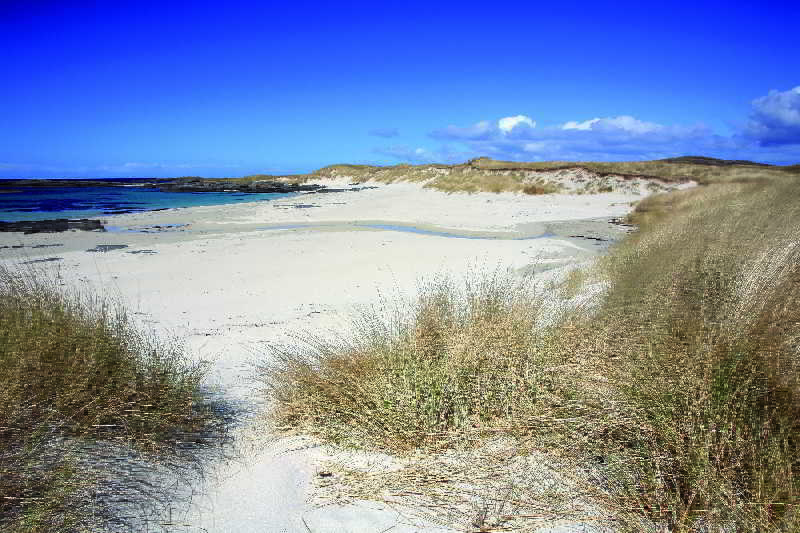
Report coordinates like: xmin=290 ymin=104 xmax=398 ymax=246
xmin=498 ymin=115 xmax=536 ymax=133
xmin=421 ymin=113 xmax=795 ymax=164
xmin=743 ymin=86 xmax=800 ymax=146
xmin=563 ymin=116 xmax=662 ymax=134
xmin=562 ymin=118 xmax=600 ymax=131
xmin=431 ymin=116 xmax=537 ymax=140
xmin=380 ymin=88 xmax=800 ymax=165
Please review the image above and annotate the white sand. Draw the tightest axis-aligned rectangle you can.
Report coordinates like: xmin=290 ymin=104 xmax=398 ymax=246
xmin=0 ymin=179 xmax=672 ymax=532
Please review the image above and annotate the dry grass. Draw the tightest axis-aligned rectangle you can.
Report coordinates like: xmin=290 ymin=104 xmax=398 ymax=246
xmin=261 ymin=163 xmax=799 ymax=531
xmin=557 ymin=267 xmax=591 ymax=301
xmin=0 ymin=267 xmax=218 ymax=531
xmin=431 ymin=170 xmax=527 ymax=194
xmin=303 ymin=157 xmax=797 ymax=194
xmin=214 ymin=156 xmax=797 ymax=196
xmin=463 ymin=157 xmax=796 ymax=186
xmin=311 ymin=435 xmax=617 ymax=531
xmin=259 ymin=273 xmax=571 ymax=455
xmin=258 ymin=271 xmax=624 ymax=530
xmin=310 ymin=163 xmax=570 ymax=194
xmin=578 ymin=178 xmax=800 ymax=531
xmin=522 ymin=183 xmax=561 ymax=195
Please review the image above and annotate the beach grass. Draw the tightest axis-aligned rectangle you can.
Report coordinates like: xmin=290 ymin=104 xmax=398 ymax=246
xmin=579 ymin=178 xmax=800 ymax=530
xmin=0 ymin=266 xmax=216 ymax=531
xmin=195 ymin=156 xmax=798 ymax=197
xmin=213 ymin=156 xmax=797 ymax=197
xmin=259 ymin=272 xmax=564 ymax=453
xmin=260 ymin=166 xmax=799 ymax=531
xmin=287 ymin=156 xmax=795 ymax=195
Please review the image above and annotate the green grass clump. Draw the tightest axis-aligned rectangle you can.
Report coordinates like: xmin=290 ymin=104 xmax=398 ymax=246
xmin=0 ymin=267 xmax=213 ymax=531
xmin=427 ymin=170 xmax=526 ymax=194
xmin=522 ymin=183 xmax=557 ymax=195
xmin=260 ymin=274 xmax=564 ymax=453
xmin=581 ymin=179 xmax=800 ymax=530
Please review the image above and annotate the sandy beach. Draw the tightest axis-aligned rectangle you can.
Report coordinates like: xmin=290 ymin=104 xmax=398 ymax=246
xmin=0 ymin=178 xmax=681 ymax=532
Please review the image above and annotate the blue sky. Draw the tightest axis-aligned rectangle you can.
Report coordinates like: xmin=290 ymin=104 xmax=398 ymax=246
xmin=1 ymin=1 xmax=798 ymax=178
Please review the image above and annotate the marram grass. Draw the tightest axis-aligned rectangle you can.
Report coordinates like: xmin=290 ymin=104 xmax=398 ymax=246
xmin=262 ymin=172 xmax=799 ymax=531
xmin=0 ymin=266 xmax=215 ymax=532
xmin=259 ymin=273 xmax=572 ymax=454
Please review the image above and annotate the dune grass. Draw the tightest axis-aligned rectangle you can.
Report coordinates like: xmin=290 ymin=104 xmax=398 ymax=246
xmin=206 ymin=156 xmax=797 ymax=196
xmin=0 ymin=267 xmax=216 ymax=531
xmin=580 ymin=178 xmax=800 ymax=530
xmin=292 ymin=156 xmax=796 ymax=195
xmin=260 ymin=273 xmax=566 ymax=454
xmin=309 ymin=163 xmax=571 ymax=194
xmin=261 ymin=167 xmax=799 ymax=531
xmin=463 ymin=156 xmax=795 ymax=185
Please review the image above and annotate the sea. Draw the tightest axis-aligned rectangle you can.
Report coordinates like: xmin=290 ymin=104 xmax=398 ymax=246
xmin=0 ymin=179 xmax=297 ymax=222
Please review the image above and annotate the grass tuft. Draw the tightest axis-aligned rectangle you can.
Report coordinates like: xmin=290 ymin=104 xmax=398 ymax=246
xmin=581 ymin=178 xmax=800 ymax=530
xmin=259 ymin=273 xmax=566 ymax=454
xmin=0 ymin=266 xmax=216 ymax=531
xmin=522 ymin=182 xmax=563 ymax=195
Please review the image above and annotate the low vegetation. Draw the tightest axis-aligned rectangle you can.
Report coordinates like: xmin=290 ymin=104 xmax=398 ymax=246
xmin=585 ymin=178 xmax=799 ymax=530
xmin=522 ymin=182 xmax=563 ymax=195
xmin=261 ymin=162 xmax=799 ymax=531
xmin=222 ymin=156 xmax=797 ymax=196
xmin=0 ymin=267 xmax=217 ymax=531
xmin=261 ymin=273 xmax=559 ymax=453
xmin=458 ymin=155 xmax=795 ymax=185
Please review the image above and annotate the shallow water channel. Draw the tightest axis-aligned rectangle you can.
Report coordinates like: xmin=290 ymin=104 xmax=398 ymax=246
xmin=258 ymin=221 xmax=557 ymax=240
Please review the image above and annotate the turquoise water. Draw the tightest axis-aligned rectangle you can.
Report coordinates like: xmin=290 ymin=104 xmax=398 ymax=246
xmin=0 ymin=185 xmax=299 ymax=222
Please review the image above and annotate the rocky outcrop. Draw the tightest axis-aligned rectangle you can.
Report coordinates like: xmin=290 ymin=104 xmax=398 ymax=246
xmin=0 ymin=218 xmax=105 ymax=234
xmin=156 ymin=178 xmax=324 ymax=193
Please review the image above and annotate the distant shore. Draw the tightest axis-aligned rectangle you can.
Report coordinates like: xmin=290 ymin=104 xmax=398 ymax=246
xmin=0 ymin=176 xmax=323 ymax=193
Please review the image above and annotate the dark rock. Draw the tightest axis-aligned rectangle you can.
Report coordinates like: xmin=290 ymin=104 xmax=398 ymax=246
xmin=0 ymin=219 xmax=105 ymax=234
xmin=568 ymin=235 xmax=608 ymax=242
xmin=274 ymin=204 xmax=319 ymax=209
xmin=86 ymin=244 xmax=128 ymax=253
xmin=22 ymin=257 xmax=63 ymax=264
xmin=157 ymin=178 xmax=324 ymax=194
xmin=608 ymin=217 xmax=635 ymax=228
xmin=315 ymin=186 xmax=378 ymax=193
